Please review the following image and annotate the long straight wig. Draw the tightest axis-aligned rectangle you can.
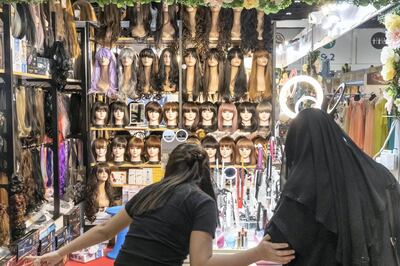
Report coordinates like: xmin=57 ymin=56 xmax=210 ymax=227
xmin=221 ymin=47 xmax=247 ymax=101
xmin=183 ymin=48 xmax=202 ymax=101
xmin=138 ymin=48 xmax=159 ymax=95
xmin=65 ymin=0 xmax=81 ymax=58
xmin=118 ymin=47 xmax=139 ymax=100
xmin=203 ymin=48 xmax=224 ymax=100
xmin=126 ymin=3 xmax=151 ymax=38
xmin=248 ymin=49 xmax=272 ymax=101
xmin=90 ymin=48 xmax=118 ymax=96
xmin=127 ymin=143 xmax=216 ymax=217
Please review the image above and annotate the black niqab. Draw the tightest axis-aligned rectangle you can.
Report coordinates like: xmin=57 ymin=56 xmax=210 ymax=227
xmin=266 ymin=109 xmax=400 ymax=266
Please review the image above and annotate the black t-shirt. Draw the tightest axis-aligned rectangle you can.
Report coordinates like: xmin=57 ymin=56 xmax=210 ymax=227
xmin=115 ymin=183 xmax=218 ymax=266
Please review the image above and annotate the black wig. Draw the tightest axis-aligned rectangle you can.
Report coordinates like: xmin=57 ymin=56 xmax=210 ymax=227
xmin=221 ymin=47 xmax=247 ymax=101
xmin=157 ymin=47 xmax=179 ymax=92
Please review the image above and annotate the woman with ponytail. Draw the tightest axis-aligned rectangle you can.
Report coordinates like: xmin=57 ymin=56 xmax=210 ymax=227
xmin=29 ymin=144 xmax=294 ymax=266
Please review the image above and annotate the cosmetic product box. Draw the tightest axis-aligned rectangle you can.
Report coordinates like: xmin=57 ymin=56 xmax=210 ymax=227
xmin=63 ymin=205 xmax=82 ymax=241
xmin=37 ymin=222 xmax=56 ymax=255
xmin=10 ymin=230 xmax=39 ymax=262
xmin=55 ymin=226 xmax=68 ymax=250
xmin=69 ymin=244 xmax=105 ymax=263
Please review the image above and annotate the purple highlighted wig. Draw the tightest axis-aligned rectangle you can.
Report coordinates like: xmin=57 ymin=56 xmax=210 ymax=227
xmin=90 ymin=48 xmax=118 ymax=96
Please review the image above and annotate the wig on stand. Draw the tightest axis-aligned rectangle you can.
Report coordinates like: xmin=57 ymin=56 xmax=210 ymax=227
xmin=91 ymin=101 xmax=109 ymax=126
xmin=96 ymin=4 xmax=121 ymax=46
xmin=157 ymin=47 xmax=179 ymax=92
xmin=221 ymin=47 xmax=247 ymax=101
xmin=117 ymin=47 xmax=139 ymax=100
xmin=219 ymin=136 xmax=236 ymax=165
xmin=127 ymin=137 xmax=145 ymax=163
xmin=203 ymin=48 xmax=224 ymax=102
xmin=182 ymin=102 xmax=200 ymax=132
xmin=201 ymin=135 xmax=220 ymax=163
xmin=238 ymin=101 xmax=258 ymax=132
xmin=248 ymin=49 xmax=272 ymax=102
xmin=218 ymin=102 xmax=238 ymax=133
xmin=145 ymin=135 xmax=161 ymax=163
xmin=183 ymin=48 xmax=203 ymax=102
xmin=163 ymin=101 xmax=179 ymax=128
xmin=199 ymin=101 xmax=218 ymax=132
xmin=89 ymin=48 xmax=118 ymax=96
xmin=126 ymin=3 xmax=151 ymax=39
xmin=235 ymin=137 xmax=256 ymax=165
xmin=109 ymin=101 xmax=129 ymax=127
xmin=137 ymin=48 xmax=159 ymax=95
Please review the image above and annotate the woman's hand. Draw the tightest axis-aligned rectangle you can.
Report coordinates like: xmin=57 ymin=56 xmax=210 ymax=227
xmin=255 ymin=234 xmax=295 ymax=265
xmin=26 ymin=251 xmax=63 ymax=266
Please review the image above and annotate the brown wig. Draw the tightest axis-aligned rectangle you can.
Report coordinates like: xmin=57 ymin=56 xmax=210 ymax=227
xmin=217 ymin=102 xmax=238 ymax=132
xmin=219 ymin=136 xmax=236 ymax=164
xmin=154 ymin=3 xmax=179 ymax=44
xmin=145 ymin=135 xmax=161 ymax=161
xmin=186 ymin=135 xmax=201 ymax=145
xmin=163 ymin=101 xmax=179 ymax=126
xmin=34 ymin=88 xmax=45 ymax=142
xmin=235 ymin=137 xmax=256 ymax=165
xmin=50 ymin=1 xmax=66 ymax=41
xmin=127 ymin=137 xmax=145 ymax=163
xmin=183 ymin=48 xmax=203 ymax=101
xmin=0 ymin=203 xmax=9 ymax=246
xmin=252 ymin=135 xmax=269 ymax=162
xmin=199 ymin=101 xmax=218 ymax=132
xmin=97 ymin=4 xmax=121 ymax=46
xmin=157 ymin=48 xmax=179 ymax=92
xmin=72 ymin=0 xmax=97 ymax=21
xmin=201 ymin=135 xmax=220 ymax=162
xmin=85 ymin=163 xmax=114 ymax=222
xmin=15 ymin=86 xmax=31 ymax=138
xmin=126 ymin=143 xmax=215 ymax=217
xmin=138 ymin=48 xmax=159 ymax=95
xmin=65 ymin=0 xmax=81 ymax=58
xmin=182 ymin=102 xmax=200 ymax=132
xmin=20 ymin=150 xmax=35 ymax=212
xmin=182 ymin=6 xmax=197 ymax=42
xmin=237 ymin=101 xmax=258 ymax=132
xmin=92 ymin=138 xmax=108 ymax=162
xmin=194 ymin=6 xmax=211 ymax=59
xmin=126 ymin=3 xmax=151 ymax=38
xmin=221 ymin=47 xmax=247 ymax=101
xmin=109 ymin=101 xmax=129 ymax=127
xmin=91 ymin=101 xmax=109 ymax=126
xmin=248 ymin=49 xmax=273 ymax=101
xmin=217 ymin=8 xmax=233 ymax=51
xmin=203 ymin=48 xmax=224 ymax=100
xmin=256 ymin=100 xmax=272 ymax=129
xmin=145 ymin=101 xmax=163 ymax=124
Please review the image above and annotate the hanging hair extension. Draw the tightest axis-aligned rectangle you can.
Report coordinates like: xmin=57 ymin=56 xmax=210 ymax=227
xmin=15 ymin=86 xmax=31 ymax=138
xmin=194 ymin=6 xmax=211 ymax=59
xmin=240 ymin=8 xmax=258 ymax=53
xmin=97 ymin=4 xmax=121 ymax=46
xmin=50 ymin=41 xmax=71 ymax=90
xmin=137 ymin=48 xmax=159 ymax=95
xmin=50 ymin=1 xmax=66 ymax=41
xmin=262 ymin=15 xmax=273 ymax=52
xmin=27 ymin=4 xmax=45 ymax=51
xmin=217 ymin=8 xmax=233 ymax=51
xmin=157 ymin=47 xmax=179 ymax=92
xmin=25 ymin=88 xmax=35 ymax=138
xmin=23 ymin=3 xmax=36 ymax=48
xmin=44 ymin=91 xmax=53 ymax=138
xmin=20 ymin=150 xmax=35 ymax=213
xmin=0 ymin=203 xmax=9 ymax=246
xmin=32 ymin=149 xmax=46 ymax=206
xmin=182 ymin=6 xmax=196 ymax=43
xmin=69 ymin=94 xmax=83 ymax=135
xmin=203 ymin=48 xmax=224 ymax=100
xmin=11 ymin=4 xmax=25 ymax=39
xmin=72 ymin=0 xmax=97 ymax=21
xmin=183 ymin=48 xmax=202 ymax=101
xmin=64 ymin=0 xmax=81 ymax=58
xmin=32 ymin=88 xmax=45 ymax=142
xmin=221 ymin=47 xmax=247 ymax=101
xmin=85 ymin=163 xmax=114 ymax=222
xmin=118 ymin=47 xmax=139 ymax=100
xmin=126 ymin=3 xmax=151 ymax=39
xmin=248 ymin=49 xmax=273 ymax=101
xmin=40 ymin=3 xmax=55 ymax=52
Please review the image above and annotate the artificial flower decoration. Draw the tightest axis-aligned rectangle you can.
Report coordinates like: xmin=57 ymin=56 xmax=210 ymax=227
xmin=243 ymin=0 xmax=259 ymax=9
xmin=380 ymin=8 xmax=400 ymax=116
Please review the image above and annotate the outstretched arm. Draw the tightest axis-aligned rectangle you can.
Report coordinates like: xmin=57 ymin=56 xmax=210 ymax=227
xmin=27 ymin=209 xmax=132 ymax=266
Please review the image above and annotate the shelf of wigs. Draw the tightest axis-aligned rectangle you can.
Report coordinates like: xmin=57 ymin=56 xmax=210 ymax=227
xmin=0 ymin=69 xmax=81 ymax=83
xmin=90 ymin=126 xmax=178 ymax=132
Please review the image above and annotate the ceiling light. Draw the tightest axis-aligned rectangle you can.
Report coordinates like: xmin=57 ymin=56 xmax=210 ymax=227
xmin=286 ymin=12 xmax=292 ymax=15
xmin=294 ymin=0 xmax=301 ymax=2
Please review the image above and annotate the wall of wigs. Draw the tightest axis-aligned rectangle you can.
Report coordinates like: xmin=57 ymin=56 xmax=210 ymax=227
xmin=86 ymin=1 xmax=280 ymax=249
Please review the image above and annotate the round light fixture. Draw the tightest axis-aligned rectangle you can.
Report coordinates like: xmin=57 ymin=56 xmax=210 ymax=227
xmin=279 ymin=75 xmax=324 ymax=119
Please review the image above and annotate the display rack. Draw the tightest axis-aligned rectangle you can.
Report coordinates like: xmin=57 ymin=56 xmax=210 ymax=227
xmin=0 ymin=4 xmax=90 ymax=243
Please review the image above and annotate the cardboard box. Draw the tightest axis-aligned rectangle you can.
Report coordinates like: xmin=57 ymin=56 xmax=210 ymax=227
xmin=63 ymin=206 xmax=81 ymax=240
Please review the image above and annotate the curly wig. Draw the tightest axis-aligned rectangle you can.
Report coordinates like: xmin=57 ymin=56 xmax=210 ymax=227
xmin=240 ymin=8 xmax=258 ymax=53
xmin=138 ymin=48 xmax=159 ymax=95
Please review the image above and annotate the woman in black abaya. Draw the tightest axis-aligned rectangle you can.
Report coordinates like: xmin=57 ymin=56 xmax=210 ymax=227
xmin=265 ymin=108 xmax=400 ymax=266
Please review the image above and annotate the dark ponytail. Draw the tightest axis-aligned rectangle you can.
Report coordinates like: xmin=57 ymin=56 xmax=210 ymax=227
xmin=129 ymin=143 xmax=216 ymax=216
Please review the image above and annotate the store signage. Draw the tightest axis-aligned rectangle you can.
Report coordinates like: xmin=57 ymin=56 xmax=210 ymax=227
xmin=371 ymin=32 xmax=386 ymax=49
xmin=279 ymin=75 xmax=324 ymax=119
xmin=323 ymin=41 xmax=336 ymax=49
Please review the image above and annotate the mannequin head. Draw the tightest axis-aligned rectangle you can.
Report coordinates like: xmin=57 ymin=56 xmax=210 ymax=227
xmin=183 ymin=102 xmax=200 ymax=132
xmin=253 ymin=135 xmax=268 ymax=163
xmin=199 ymin=101 xmax=217 ymax=131
xmin=201 ymin=135 xmax=219 ymax=164
xmin=186 ymin=135 xmax=201 ymax=145
xmin=72 ymin=0 xmax=97 ymax=21
xmin=85 ymin=162 xmax=114 ymax=222
xmin=256 ymin=101 xmax=272 ymax=129
xmin=158 ymin=3 xmax=178 ymax=42
xmin=109 ymin=101 xmax=129 ymax=127
xmin=163 ymin=101 xmax=179 ymax=128
xmin=203 ymin=48 xmax=224 ymax=99
xmin=111 ymin=136 xmax=127 ymax=163
xmin=221 ymin=47 xmax=247 ymax=101
xmin=158 ymin=48 xmax=178 ymax=92
xmin=92 ymin=138 xmax=108 ymax=162
xmin=145 ymin=101 xmax=162 ymax=128
xmin=138 ymin=48 xmax=158 ymax=94
xmin=235 ymin=137 xmax=256 ymax=165
xmin=237 ymin=102 xmax=258 ymax=132
xmin=90 ymin=48 xmax=117 ymax=95
xmin=91 ymin=101 xmax=109 ymax=126
xmin=183 ymin=48 xmax=202 ymax=101
xmin=217 ymin=102 xmax=238 ymax=132
xmin=145 ymin=135 xmax=161 ymax=163
xmin=248 ymin=49 xmax=272 ymax=101
xmin=117 ymin=47 xmax=138 ymax=99
xmin=128 ymin=137 xmax=144 ymax=163
xmin=219 ymin=136 xmax=235 ymax=165
xmin=126 ymin=3 xmax=151 ymax=38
